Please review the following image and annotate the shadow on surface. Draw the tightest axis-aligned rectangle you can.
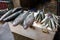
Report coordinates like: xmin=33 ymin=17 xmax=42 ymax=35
xmin=12 ymin=32 xmax=33 ymax=40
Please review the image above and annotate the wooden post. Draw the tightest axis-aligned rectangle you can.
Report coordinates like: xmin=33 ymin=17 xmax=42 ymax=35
xmin=12 ymin=0 xmax=21 ymax=8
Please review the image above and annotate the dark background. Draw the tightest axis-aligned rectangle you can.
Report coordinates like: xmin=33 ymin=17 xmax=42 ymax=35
xmin=20 ymin=0 xmax=51 ymax=9
xmin=53 ymin=0 xmax=60 ymax=40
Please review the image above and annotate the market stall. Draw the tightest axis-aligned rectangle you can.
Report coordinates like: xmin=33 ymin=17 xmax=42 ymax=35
xmin=0 ymin=0 xmax=58 ymax=40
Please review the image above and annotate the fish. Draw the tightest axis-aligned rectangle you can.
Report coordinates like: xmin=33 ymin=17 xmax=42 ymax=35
xmin=0 ymin=9 xmax=13 ymax=21
xmin=12 ymin=7 xmax=22 ymax=13
xmin=39 ymin=8 xmax=45 ymax=20
xmin=35 ymin=10 xmax=42 ymax=22
xmin=35 ymin=13 xmax=40 ymax=22
xmin=23 ymin=12 xmax=34 ymax=29
xmin=48 ymin=19 xmax=53 ymax=30
xmin=42 ymin=23 xmax=49 ymax=29
xmin=41 ymin=13 xmax=58 ymax=31
xmin=41 ymin=18 xmax=49 ymax=28
xmin=3 ymin=10 xmax=23 ymax=22
xmin=50 ymin=18 xmax=56 ymax=31
xmin=34 ymin=10 xmax=39 ymax=17
xmin=0 ymin=10 xmax=8 ymax=18
xmin=41 ymin=16 xmax=48 ymax=23
xmin=44 ymin=24 xmax=49 ymax=28
xmin=35 ymin=9 xmax=45 ymax=23
xmin=13 ymin=10 xmax=30 ymax=26
xmin=52 ymin=14 xmax=58 ymax=25
xmin=38 ymin=12 xmax=42 ymax=22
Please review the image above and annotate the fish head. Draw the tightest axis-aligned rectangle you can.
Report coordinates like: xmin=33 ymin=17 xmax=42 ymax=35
xmin=23 ymin=25 xmax=28 ymax=29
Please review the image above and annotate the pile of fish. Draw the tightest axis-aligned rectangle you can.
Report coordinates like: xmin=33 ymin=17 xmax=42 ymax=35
xmin=0 ymin=7 xmax=35 ymax=29
xmin=35 ymin=8 xmax=45 ymax=23
xmin=0 ymin=7 xmax=58 ymax=31
xmin=41 ymin=13 xmax=58 ymax=31
xmin=35 ymin=9 xmax=58 ymax=31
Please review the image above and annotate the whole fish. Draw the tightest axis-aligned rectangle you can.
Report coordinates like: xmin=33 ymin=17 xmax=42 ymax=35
xmin=38 ymin=13 xmax=42 ymax=22
xmin=35 ymin=10 xmax=42 ymax=22
xmin=41 ymin=16 xmax=48 ymax=23
xmin=48 ymin=19 xmax=53 ymax=30
xmin=3 ymin=10 xmax=23 ymax=22
xmin=23 ymin=12 xmax=34 ymax=29
xmin=13 ymin=10 xmax=30 ymax=26
xmin=35 ymin=9 xmax=45 ymax=23
xmin=50 ymin=18 xmax=56 ymax=31
xmin=52 ymin=14 xmax=58 ymax=26
xmin=35 ymin=13 xmax=40 ymax=21
xmin=39 ymin=8 xmax=45 ymax=20
xmin=0 ymin=9 xmax=13 ymax=21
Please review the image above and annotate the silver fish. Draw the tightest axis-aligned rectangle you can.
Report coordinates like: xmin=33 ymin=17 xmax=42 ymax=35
xmin=35 ymin=13 xmax=40 ymax=21
xmin=3 ymin=10 xmax=23 ymax=21
xmin=38 ymin=14 xmax=42 ymax=22
xmin=41 ymin=17 xmax=49 ymax=28
xmin=12 ymin=7 xmax=22 ymax=13
xmin=35 ymin=10 xmax=42 ymax=22
xmin=50 ymin=18 xmax=56 ymax=31
xmin=38 ymin=8 xmax=45 ymax=20
xmin=13 ymin=11 xmax=30 ymax=26
xmin=52 ymin=14 xmax=58 ymax=25
xmin=23 ymin=12 xmax=34 ymax=29
xmin=35 ymin=9 xmax=45 ymax=22
xmin=41 ymin=16 xmax=48 ymax=23
xmin=0 ymin=9 xmax=13 ymax=21
xmin=48 ymin=19 xmax=53 ymax=30
xmin=39 ymin=8 xmax=45 ymax=20
xmin=44 ymin=18 xmax=49 ymax=25
xmin=42 ymin=24 xmax=49 ymax=29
